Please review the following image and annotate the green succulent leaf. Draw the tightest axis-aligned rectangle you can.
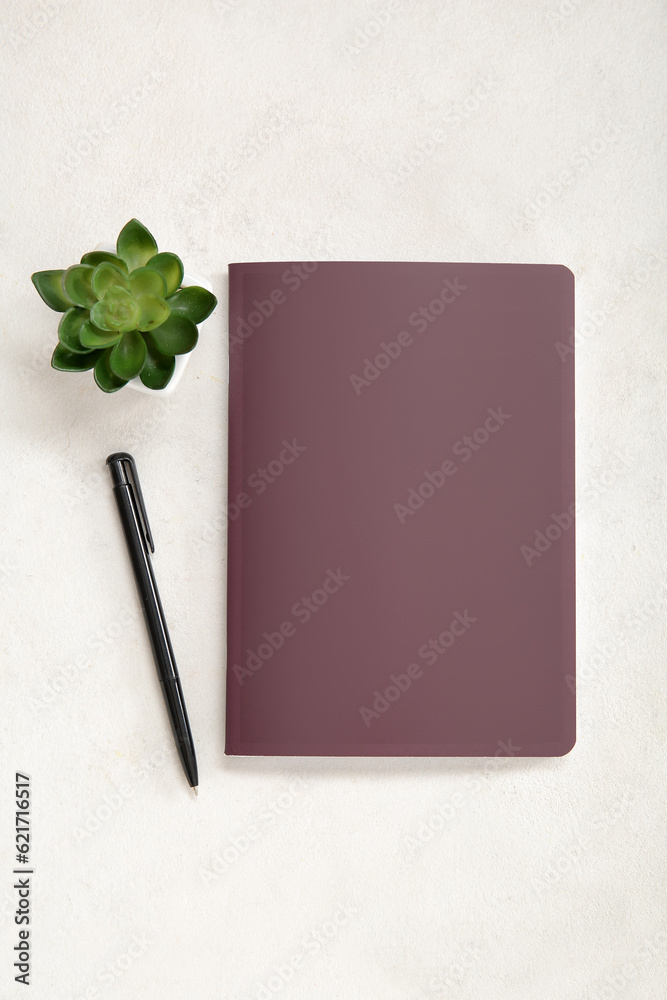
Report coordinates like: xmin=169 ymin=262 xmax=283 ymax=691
xmin=150 ymin=313 xmax=198 ymax=355
xmin=52 ymin=344 xmax=101 ymax=372
xmin=92 ymin=262 xmax=130 ymax=299
xmin=141 ymin=335 xmax=176 ymax=390
xmin=91 ymin=289 xmax=141 ymax=333
xmin=109 ymin=330 xmax=147 ymax=381
xmin=166 ymin=285 xmax=216 ymax=324
xmin=80 ymin=251 xmax=129 ymax=272
xmin=116 ymin=219 xmax=158 ymax=272
xmin=32 ymin=270 xmax=73 ymax=312
xmin=58 ymin=308 xmax=92 ymax=354
xmin=146 ymin=252 xmax=184 ymax=296
xmin=129 ymin=267 xmax=167 ymax=299
xmin=89 ymin=300 xmax=115 ymax=331
xmin=94 ymin=349 xmax=129 ymax=393
xmin=79 ymin=321 xmax=122 ymax=349
xmin=62 ymin=265 xmax=97 ymax=309
xmin=137 ymin=294 xmax=170 ymax=332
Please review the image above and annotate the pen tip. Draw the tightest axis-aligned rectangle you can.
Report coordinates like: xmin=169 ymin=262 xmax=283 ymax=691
xmin=192 ymin=785 xmax=198 ymax=796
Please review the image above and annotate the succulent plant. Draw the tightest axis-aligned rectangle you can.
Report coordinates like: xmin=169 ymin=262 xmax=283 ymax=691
xmin=31 ymin=219 xmax=217 ymax=392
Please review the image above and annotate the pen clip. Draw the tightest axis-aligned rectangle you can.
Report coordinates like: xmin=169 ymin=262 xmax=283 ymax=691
xmin=106 ymin=452 xmax=155 ymax=553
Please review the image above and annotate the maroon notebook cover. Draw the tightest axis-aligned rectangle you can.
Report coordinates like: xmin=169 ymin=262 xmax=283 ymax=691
xmin=226 ymin=262 xmax=575 ymax=756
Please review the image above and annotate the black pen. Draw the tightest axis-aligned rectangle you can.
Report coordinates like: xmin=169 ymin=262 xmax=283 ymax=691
xmin=106 ymin=453 xmax=198 ymax=794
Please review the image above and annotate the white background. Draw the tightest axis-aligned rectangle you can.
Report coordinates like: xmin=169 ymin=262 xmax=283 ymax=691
xmin=1 ymin=1 xmax=665 ymax=998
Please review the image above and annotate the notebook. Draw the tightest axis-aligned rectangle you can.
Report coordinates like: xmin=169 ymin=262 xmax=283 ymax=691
xmin=226 ymin=262 xmax=575 ymax=756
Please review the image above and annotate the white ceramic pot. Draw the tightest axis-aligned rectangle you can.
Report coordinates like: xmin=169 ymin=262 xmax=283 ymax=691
xmin=93 ymin=243 xmax=213 ymax=396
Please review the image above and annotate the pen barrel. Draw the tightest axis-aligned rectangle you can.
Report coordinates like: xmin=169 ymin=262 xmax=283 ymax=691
xmin=160 ymin=676 xmax=198 ymax=787
xmin=111 ymin=484 xmax=179 ymax=681
xmin=110 ymin=477 xmax=198 ymax=789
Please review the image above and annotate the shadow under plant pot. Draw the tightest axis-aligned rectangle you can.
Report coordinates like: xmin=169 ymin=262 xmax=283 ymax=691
xmin=93 ymin=242 xmax=214 ymax=397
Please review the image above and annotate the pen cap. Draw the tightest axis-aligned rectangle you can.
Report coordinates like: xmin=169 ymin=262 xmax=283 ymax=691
xmin=106 ymin=452 xmax=155 ymax=553
xmin=107 ymin=452 xmax=132 ymax=488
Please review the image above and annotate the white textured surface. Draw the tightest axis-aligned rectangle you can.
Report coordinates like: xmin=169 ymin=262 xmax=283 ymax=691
xmin=1 ymin=1 xmax=665 ymax=998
